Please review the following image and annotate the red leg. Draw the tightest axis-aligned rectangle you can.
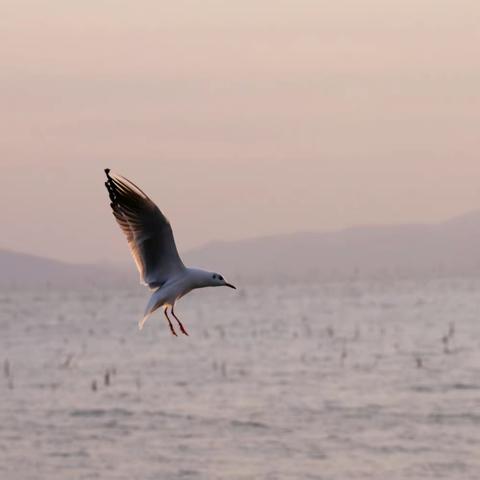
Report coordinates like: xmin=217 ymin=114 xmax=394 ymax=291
xmin=164 ymin=307 xmax=177 ymax=336
xmin=171 ymin=305 xmax=189 ymax=336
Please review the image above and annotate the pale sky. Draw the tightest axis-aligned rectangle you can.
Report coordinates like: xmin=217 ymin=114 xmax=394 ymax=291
xmin=1 ymin=1 xmax=480 ymax=263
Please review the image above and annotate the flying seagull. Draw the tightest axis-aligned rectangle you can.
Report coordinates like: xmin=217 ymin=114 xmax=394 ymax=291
xmin=104 ymin=169 xmax=236 ymax=336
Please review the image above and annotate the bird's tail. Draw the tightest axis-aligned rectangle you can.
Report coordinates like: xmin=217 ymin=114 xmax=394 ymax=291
xmin=139 ymin=288 xmax=164 ymax=330
xmin=138 ymin=312 xmax=151 ymax=331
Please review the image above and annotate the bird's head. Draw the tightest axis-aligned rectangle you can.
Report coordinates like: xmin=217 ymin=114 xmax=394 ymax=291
xmin=209 ymin=272 xmax=236 ymax=289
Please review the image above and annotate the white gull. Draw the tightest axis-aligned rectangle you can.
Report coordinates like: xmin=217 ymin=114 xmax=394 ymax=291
xmin=104 ymin=169 xmax=236 ymax=336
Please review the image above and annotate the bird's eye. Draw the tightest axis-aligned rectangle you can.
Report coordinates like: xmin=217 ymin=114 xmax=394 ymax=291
xmin=218 ymin=275 xmax=223 ymax=281
xmin=212 ymin=274 xmax=217 ymax=279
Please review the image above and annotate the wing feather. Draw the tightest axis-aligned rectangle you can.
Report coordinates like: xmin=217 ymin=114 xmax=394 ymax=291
xmin=104 ymin=169 xmax=185 ymax=288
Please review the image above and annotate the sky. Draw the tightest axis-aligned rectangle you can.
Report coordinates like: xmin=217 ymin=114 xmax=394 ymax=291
xmin=1 ymin=1 xmax=480 ymax=263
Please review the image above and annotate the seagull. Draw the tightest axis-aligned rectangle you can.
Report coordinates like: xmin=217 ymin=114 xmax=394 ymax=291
xmin=104 ymin=169 xmax=236 ymax=336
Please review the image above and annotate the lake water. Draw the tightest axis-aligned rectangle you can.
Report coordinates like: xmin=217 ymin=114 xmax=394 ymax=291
xmin=1 ymin=278 xmax=480 ymax=479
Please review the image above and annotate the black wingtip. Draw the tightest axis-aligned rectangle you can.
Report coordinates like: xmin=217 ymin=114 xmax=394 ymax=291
xmin=104 ymin=169 xmax=117 ymax=204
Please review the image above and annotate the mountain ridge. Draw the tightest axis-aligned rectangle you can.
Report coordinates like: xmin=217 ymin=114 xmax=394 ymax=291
xmin=2 ymin=210 xmax=480 ymax=286
xmin=184 ymin=209 xmax=480 ymax=280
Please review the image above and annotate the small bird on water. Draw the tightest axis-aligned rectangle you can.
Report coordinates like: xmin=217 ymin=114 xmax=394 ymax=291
xmin=104 ymin=169 xmax=236 ymax=336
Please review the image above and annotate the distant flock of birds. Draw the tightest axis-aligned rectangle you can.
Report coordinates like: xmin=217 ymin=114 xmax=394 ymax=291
xmin=2 ymin=321 xmax=459 ymax=392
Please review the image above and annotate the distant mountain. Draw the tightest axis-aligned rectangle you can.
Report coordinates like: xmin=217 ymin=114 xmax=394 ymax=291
xmin=185 ymin=210 xmax=480 ymax=281
xmin=0 ymin=249 xmax=125 ymax=288
xmin=3 ymin=210 xmax=480 ymax=287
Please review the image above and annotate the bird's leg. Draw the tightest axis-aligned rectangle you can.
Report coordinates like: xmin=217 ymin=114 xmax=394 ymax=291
xmin=164 ymin=307 xmax=177 ymax=337
xmin=171 ymin=305 xmax=189 ymax=336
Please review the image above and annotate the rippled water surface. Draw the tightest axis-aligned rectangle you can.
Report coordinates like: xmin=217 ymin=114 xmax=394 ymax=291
xmin=1 ymin=278 xmax=480 ymax=479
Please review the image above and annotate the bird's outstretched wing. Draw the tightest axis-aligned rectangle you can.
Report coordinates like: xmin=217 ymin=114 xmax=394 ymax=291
xmin=104 ymin=169 xmax=185 ymax=288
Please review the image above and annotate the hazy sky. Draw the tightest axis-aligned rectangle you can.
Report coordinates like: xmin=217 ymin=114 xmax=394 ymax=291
xmin=1 ymin=1 xmax=480 ymax=263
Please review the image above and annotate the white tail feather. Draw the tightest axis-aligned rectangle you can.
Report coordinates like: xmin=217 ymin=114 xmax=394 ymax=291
xmin=138 ymin=313 xmax=151 ymax=330
xmin=139 ymin=288 xmax=165 ymax=330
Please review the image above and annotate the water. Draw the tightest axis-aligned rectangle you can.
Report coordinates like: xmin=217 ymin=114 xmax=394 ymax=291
xmin=1 ymin=278 xmax=480 ymax=479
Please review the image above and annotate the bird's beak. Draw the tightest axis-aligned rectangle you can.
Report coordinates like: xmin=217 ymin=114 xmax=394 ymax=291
xmin=225 ymin=282 xmax=236 ymax=289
